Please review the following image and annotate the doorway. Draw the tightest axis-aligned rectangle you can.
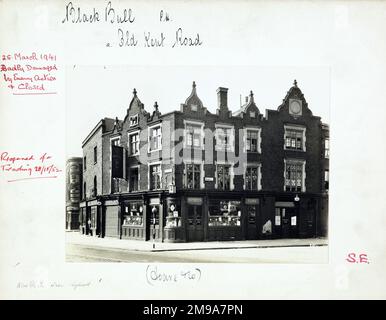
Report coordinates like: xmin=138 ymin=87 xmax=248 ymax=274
xmin=275 ymin=207 xmax=298 ymax=238
xmin=186 ymin=205 xmax=204 ymax=242
xmin=246 ymin=205 xmax=259 ymax=239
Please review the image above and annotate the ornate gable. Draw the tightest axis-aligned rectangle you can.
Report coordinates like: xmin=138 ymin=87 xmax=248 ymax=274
xmin=180 ymin=81 xmax=210 ymax=115
xmin=277 ymin=80 xmax=312 ymax=118
xmin=124 ymin=88 xmax=149 ymax=124
xmin=148 ymin=102 xmax=162 ymax=122
xmin=111 ymin=117 xmax=123 ymax=134
xmin=233 ymin=90 xmax=260 ymax=118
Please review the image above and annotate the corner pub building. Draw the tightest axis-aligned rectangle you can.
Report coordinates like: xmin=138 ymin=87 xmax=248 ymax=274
xmin=78 ymin=80 xmax=329 ymax=242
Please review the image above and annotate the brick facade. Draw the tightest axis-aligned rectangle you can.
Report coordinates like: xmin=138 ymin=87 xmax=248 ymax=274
xmin=77 ymin=80 xmax=329 ymax=242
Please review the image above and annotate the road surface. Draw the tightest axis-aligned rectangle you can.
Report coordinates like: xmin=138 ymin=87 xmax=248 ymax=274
xmin=66 ymin=243 xmax=328 ymax=263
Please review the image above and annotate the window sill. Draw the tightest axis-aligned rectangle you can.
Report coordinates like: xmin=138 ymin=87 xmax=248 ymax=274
xmin=184 ymin=145 xmax=204 ymax=150
xmin=284 ymin=148 xmax=306 ymax=152
xmin=215 ymin=147 xmax=234 ymax=152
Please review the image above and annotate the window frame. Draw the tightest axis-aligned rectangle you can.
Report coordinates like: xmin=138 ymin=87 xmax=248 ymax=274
xmin=243 ymin=163 xmax=262 ymax=191
xmin=324 ymin=138 xmax=330 ymax=158
xmin=129 ymin=114 xmax=139 ymax=127
xmin=215 ymin=123 xmax=235 ymax=152
xmin=244 ymin=127 xmax=262 ymax=153
xmin=283 ymin=159 xmax=306 ymax=192
xmin=128 ymin=130 xmax=140 ymax=156
xmin=184 ymin=160 xmax=204 ymax=189
xmin=183 ymin=120 xmax=205 ymax=149
xmin=284 ymin=125 xmax=306 ymax=152
xmin=93 ymin=146 xmax=97 ymax=164
xmin=215 ymin=161 xmax=234 ymax=190
xmin=148 ymin=123 xmax=162 ymax=153
xmin=148 ymin=161 xmax=162 ymax=190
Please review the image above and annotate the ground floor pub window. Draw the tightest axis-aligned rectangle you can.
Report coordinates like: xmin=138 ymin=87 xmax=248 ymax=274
xmin=208 ymin=200 xmax=241 ymax=226
xmin=165 ymin=199 xmax=181 ymax=227
xmin=123 ymin=202 xmax=144 ymax=226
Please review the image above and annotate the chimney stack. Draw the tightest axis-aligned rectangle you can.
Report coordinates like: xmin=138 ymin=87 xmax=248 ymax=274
xmin=216 ymin=87 xmax=228 ymax=111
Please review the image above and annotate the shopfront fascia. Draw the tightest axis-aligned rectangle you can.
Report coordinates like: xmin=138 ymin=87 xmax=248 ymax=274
xmin=272 ymin=193 xmax=321 ymax=239
xmin=167 ymin=191 xmax=264 ymax=242
xmin=87 ymin=199 xmax=102 ymax=237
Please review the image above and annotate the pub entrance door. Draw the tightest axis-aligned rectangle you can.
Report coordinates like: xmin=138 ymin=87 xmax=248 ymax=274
xmin=246 ymin=205 xmax=259 ymax=240
xmin=276 ymin=207 xmax=298 ymax=238
xmin=186 ymin=205 xmax=204 ymax=242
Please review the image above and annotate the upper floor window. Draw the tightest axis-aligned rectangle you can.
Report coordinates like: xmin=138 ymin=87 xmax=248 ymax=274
xmin=149 ymin=163 xmax=161 ymax=190
xmin=129 ymin=114 xmax=138 ymax=127
xmin=149 ymin=125 xmax=162 ymax=152
xmin=284 ymin=125 xmax=306 ymax=151
xmin=93 ymin=176 xmax=97 ymax=196
xmin=83 ymin=156 xmax=86 ymax=171
xmin=129 ymin=132 xmax=140 ymax=156
xmin=249 ymin=111 xmax=256 ymax=118
xmin=111 ymin=137 xmax=120 ymax=146
xmin=129 ymin=167 xmax=139 ymax=191
xmin=245 ymin=128 xmax=261 ymax=153
xmin=245 ymin=165 xmax=261 ymax=191
xmin=216 ymin=164 xmax=232 ymax=190
xmin=215 ymin=125 xmax=234 ymax=152
xmin=324 ymin=170 xmax=329 ymax=191
xmin=284 ymin=160 xmax=306 ymax=192
xmin=185 ymin=164 xmax=202 ymax=189
xmin=324 ymin=139 xmax=329 ymax=158
xmin=93 ymin=146 xmax=97 ymax=164
xmin=185 ymin=121 xmax=204 ymax=148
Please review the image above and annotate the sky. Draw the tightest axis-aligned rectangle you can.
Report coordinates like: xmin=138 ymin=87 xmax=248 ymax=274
xmin=65 ymin=65 xmax=330 ymax=157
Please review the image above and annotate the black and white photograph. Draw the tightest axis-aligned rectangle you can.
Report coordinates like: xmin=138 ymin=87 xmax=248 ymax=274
xmin=0 ymin=0 xmax=385 ymax=301
xmin=65 ymin=66 xmax=330 ymax=263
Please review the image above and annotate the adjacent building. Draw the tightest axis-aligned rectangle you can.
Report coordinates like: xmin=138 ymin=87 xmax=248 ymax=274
xmin=65 ymin=157 xmax=83 ymax=230
xmin=78 ymin=80 xmax=329 ymax=242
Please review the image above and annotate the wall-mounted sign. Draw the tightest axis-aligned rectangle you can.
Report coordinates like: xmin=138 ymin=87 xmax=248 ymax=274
xmin=187 ymin=197 xmax=203 ymax=205
xmin=149 ymin=198 xmax=160 ymax=205
xmin=164 ymin=168 xmax=173 ymax=173
xmin=245 ymin=198 xmax=260 ymax=205
xmin=105 ymin=200 xmax=119 ymax=206
xmin=275 ymin=201 xmax=294 ymax=208
xmin=168 ymin=184 xmax=176 ymax=194
xmin=205 ymin=177 xmax=214 ymax=182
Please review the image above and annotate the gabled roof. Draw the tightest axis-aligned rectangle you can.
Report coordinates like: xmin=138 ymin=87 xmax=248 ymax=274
xmin=185 ymin=81 xmax=204 ymax=108
xmin=277 ymin=79 xmax=310 ymax=114
xmin=233 ymin=90 xmax=260 ymax=116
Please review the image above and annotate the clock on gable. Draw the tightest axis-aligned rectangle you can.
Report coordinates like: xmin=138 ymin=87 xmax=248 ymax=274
xmin=289 ymin=99 xmax=302 ymax=117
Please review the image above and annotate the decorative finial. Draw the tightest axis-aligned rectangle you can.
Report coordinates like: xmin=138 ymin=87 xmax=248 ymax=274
xmin=133 ymin=88 xmax=137 ymax=96
xmin=293 ymin=79 xmax=297 ymax=87
xmin=249 ymin=90 xmax=254 ymax=102
xmin=192 ymin=81 xmax=196 ymax=88
xmin=154 ymin=101 xmax=159 ymax=111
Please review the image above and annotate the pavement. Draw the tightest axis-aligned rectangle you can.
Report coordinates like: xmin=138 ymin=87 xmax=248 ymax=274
xmin=66 ymin=231 xmax=328 ymax=253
